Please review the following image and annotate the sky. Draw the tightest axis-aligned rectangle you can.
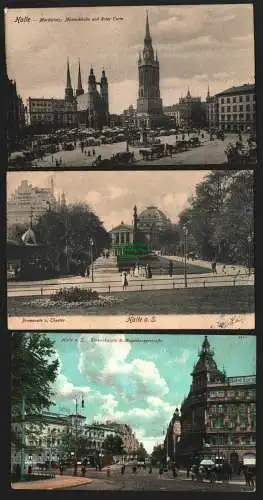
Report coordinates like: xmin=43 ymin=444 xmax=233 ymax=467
xmin=5 ymin=5 xmax=254 ymax=113
xmin=45 ymin=333 xmax=256 ymax=453
xmin=7 ymin=170 xmax=208 ymax=230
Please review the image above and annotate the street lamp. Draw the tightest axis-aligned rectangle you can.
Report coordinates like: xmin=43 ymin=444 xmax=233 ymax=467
xmin=73 ymin=394 xmax=85 ymax=475
xmin=247 ymin=234 xmax=253 ymax=276
xmin=19 ymin=394 xmax=26 ymax=481
xmin=90 ymin=237 xmax=94 ymax=282
xmin=183 ymin=224 xmax=189 ymax=288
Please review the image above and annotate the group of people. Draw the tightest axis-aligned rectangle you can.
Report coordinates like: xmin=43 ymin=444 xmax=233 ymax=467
xmin=120 ymin=264 xmax=153 ymax=290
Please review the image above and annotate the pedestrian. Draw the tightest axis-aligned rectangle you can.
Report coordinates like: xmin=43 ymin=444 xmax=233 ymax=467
xmin=211 ymin=260 xmax=217 ymax=273
xmin=81 ymin=464 xmax=86 ymax=477
xmin=122 ymin=272 xmax=128 ymax=291
xmin=51 ymin=155 xmax=54 ymax=164
xmin=27 ymin=465 xmax=32 ymax=474
xmin=93 ymin=149 xmax=96 ymax=156
xmin=168 ymin=261 xmax=173 ymax=277
xmin=148 ymin=465 xmax=152 ymax=474
xmin=88 ymin=150 xmax=91 ymax=157
xmin=107 ymin=466 xmax=110 ymax=477
xmin=159 ymin=466 xmax=163 ymax=478
xmin=84 ymin=149 xmax=87 ymax=156
xmin=172 ymin=463 xmax=177 ymax=478
xmin=59 ymin=463 xmax=64 ymax=476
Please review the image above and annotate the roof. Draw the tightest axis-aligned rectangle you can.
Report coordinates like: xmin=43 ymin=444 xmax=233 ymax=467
xmin=216 ymin=83 xmax=255 ymax=97
xmin=110 ymin=222 xmax=133 ymax=233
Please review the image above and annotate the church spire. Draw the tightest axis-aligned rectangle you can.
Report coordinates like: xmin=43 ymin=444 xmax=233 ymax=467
xmin=145 ymin=10 xmax=151 ymax=41
xmin=143 ymin=11 xmax=154 ymax=62
xmin=65 ymin=58 xmax=74 ymax=102
xmin=76 ymin=59 xmax=84 ymax=97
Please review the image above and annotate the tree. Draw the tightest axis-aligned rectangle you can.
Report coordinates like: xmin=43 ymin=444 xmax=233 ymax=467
xmin=151 ymin=444 xmax=165 ymax=465
xmin=11 ymin=332 xmax=59 ymax=418
xmin=137 ymin=442 xmax=148 ymax=460
xmin=103 ymin=434 xmax=124 ymax=455
xmin=59 ymin=428 xmax=90 ymax=461
xmin=34 ymin=203 xmax=111 ymax=273
xmin=178 ymin=170 xmax=254 ymax=264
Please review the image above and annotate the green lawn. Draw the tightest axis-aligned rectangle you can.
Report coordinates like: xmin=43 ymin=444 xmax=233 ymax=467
xmin=8 ymin=286 xmax=254 ymax=317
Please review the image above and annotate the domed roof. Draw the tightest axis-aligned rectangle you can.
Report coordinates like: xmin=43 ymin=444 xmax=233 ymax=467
xmin=138 ymin=206 xmax=171 ymax=227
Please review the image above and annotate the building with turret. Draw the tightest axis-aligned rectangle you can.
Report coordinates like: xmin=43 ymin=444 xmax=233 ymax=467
xmin=136 ymin=12 xmax=163 ymax=128
xmin=178 ymin=88 xmax=206 ymax=129
xmin=176 ymin=336 xmax=256 ymax=472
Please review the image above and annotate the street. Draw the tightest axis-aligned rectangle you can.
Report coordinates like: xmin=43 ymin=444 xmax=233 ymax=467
xmin=68 ymin=466 xmax=251 ymax=491
xmin=7 ymin=255 xmax=253 ymax=298
xmin=26 ymin=132 xmax=249 ymax=167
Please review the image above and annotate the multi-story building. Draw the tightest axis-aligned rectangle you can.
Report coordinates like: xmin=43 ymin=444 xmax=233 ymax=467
xmin=7 ymin=178 xmax=57 ymax=232
xmin=164 ymin=408 xmax=181 ymax=464
xmin=177 ymin=336 xmax=256 ymax=472
xmin=216 ymin=83 xmax=256 ymax=133
xmin=105 ymin=422 xmax=140 ymax=455
xmin=121 ymin=105 xmax=137 ymax=127
xmin=163 ymin=104 xmax=181 ymax=127
xmin=136 ymin=12 xmax=163 ymax=128
xmin=6 ymin=78 xmax=25 ymax=152
xmin=178 ymin=89 xmax=206 ymax=129
xmin=11 ymin=411 xmax=140 ymax=471
xmin=28 ymin=61 xmax=77 ymax=128
xmin=205 ymin=87 xmax=218 ymax=129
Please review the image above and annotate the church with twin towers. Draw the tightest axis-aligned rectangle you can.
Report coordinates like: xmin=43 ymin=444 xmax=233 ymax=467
xmin=65 ymin=59 xmax=109 ymax=129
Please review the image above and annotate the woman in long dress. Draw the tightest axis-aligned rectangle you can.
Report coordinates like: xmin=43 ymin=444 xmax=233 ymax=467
xmin=122 ymin=272 xmax=128 ymax=291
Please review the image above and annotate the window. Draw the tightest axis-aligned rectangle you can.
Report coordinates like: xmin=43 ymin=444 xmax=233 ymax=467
xmin=221 ymin=98 xmax=225 ymax=104
xmin=246 ymin=114 xmax=251 ymax=121
xmin=246 ymin=95 xmax=250 ymax=102
xmin=227 ymin=106 xmax=230 ymax=113
xmin=239 ymin=105 xmax=243 ymax=112
xmin=233 ymin=97 xmax=236 ymax=103
xmin=227 ymin=97 xmax=230 ymax=103
xmin=246 ymin=104 xmax=250 ymax=112
xmin=239 ymin=114 xmax=244 ymax=121
xmin=227 ymin=115 xmax=231 ymax=121
xmin=221 ymin=106 xmax=225 ymax=113
xmin=221 ymin=115 xmax=225 ymax=121
xmin=239 ymin=96 xmax=243 ymax=102
xmin=233 ymin=105 xmax=237 ymax=112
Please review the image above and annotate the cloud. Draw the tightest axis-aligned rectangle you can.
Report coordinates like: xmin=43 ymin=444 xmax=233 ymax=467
xmin=78 ymin=334 xmax=169 ymax=401
xmin=86 ymin=191 xmax=102 ymax=205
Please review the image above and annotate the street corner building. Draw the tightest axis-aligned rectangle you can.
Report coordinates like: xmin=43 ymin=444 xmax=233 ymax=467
xmin=165 ymin=337 xmax=256 ymax=472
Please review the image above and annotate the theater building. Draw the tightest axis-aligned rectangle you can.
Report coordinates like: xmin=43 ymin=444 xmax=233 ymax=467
xmin=177 ymin=336 xmax=256 ymax=471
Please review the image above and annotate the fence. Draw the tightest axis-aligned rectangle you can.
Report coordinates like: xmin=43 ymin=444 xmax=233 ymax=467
xmin=8 ymin=272 xmax=254 ymax=298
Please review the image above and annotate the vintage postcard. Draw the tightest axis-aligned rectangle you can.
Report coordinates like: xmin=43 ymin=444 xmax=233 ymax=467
xmin=5 ymin=4 xmax=256 ymax=168
xmin=11 ymin=332 xmax=256 ymax=491
xmin=7 ymin=170 xmax=254 ymax=330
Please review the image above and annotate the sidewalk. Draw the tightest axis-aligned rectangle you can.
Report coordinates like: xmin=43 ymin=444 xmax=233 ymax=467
xmin=163 ymin=255 xmax=252 ymax=275
xmin=11 ymin=475 xmax=92 ymax=490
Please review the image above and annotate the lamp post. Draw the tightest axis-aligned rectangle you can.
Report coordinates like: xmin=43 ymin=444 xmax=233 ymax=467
xmin=65 ymin=210 xmax=70 ymax=273
xmin=247 ymin=234 xmax=253 ymax=276
xmin=20 ymin=394 xmax=26 ymax=481
xmin=73 ymin=394 xmax=85 ymax=475
xmin=90 ymin=237 xmax=94 ymax=283
xmin=183 ymin=224 xmax=189 ymax=288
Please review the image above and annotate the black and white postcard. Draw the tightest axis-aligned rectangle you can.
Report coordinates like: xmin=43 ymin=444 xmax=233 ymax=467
xmin=5 ymin=4 xmax=256 ymax=167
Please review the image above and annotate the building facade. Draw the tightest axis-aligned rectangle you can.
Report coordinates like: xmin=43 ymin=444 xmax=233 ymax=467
xmin=7 ymin=179 xmax=57 ymax=232
xmin=164 ymin=408 xmax=181 ymax=464
xmin=7 ymin=78 xmax=25 ymax=152
xmin=11 ymin=412 xmax=139 ymax=470
xmin=136 ymin=12 xmax=163 ymax=128
xmin=216 ymin=83 xmax=256 ymax=132
xmin=205 ymin=87 xmax=218 ymax=129
xmin=178 ymin=89 xmax=206 ymax=129
xmin=109 ymin=222 xmax=134 ymax=256
xmin=163 ymin=104 xmax=182 ymax=127
xmin=177 ymin=337 xmax=256 ymax=471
